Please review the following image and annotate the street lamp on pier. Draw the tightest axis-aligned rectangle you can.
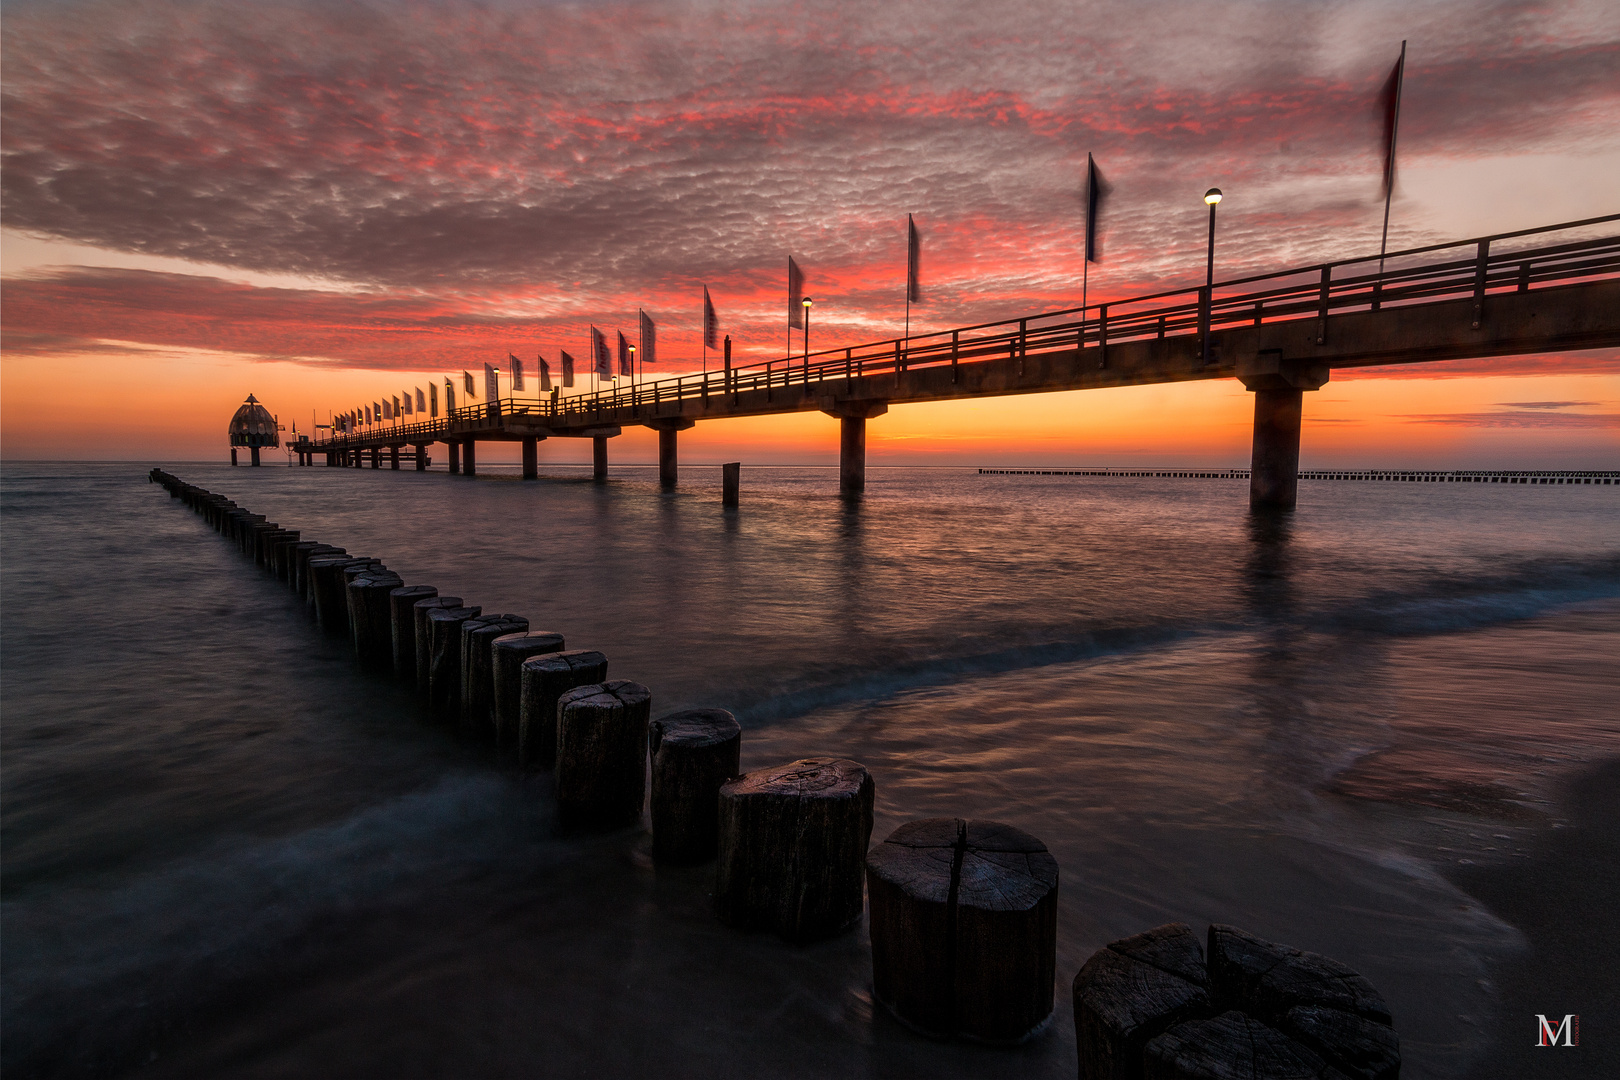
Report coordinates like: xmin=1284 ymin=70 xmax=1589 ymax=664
xmin=801 ymin=296 xmax=813 ymax=374
xmin=1202 ymin=188 xmax=1222 ymax=364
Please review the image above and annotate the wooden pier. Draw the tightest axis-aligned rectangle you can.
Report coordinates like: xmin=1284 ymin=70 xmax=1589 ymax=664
xmin=298 ymin=215 xmax=1620 ymax=510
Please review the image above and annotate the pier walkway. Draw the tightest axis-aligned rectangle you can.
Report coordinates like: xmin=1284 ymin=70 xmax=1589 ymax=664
xmin=298 ymin=214 xmax=1620 ymax=509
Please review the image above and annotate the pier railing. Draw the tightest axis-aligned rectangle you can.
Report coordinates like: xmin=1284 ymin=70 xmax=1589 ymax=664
xmin=316 ymin=213 xmax=1620 ymax=448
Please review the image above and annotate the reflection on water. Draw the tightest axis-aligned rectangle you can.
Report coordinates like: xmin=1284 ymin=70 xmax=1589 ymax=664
xmin=2 ymin=463 xmax=1616 ymax=1079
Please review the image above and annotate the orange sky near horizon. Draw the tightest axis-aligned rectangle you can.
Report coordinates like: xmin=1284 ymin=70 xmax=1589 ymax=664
xmin=3 ymin=341 xmax=1614 ymax=468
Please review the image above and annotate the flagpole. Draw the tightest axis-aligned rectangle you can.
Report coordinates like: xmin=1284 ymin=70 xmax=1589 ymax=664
xmin=1082 ymin=257 xmax=1089 ymax=344
xmin=1082 ymin=152 xmax=1093 ymax=346
xmin=905 ymin=217 xmax=911 ymax=345
xmin=1378 ymin=40 xmax=1406 ymax=278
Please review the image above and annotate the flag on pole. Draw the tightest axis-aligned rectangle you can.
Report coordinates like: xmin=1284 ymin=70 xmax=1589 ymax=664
xmin=907 ymin=214 xmax=922 ymax=303
xmin=639 ymin=309 xmax=656 ymax=367
xmin=591 ymin=326 xmax=611 ymax=379
xmin=484 ymin=363 xmax=498 ymax=402
xmin=416 ymin=387 xmax=425 ymax=413
xmin=383 ymin=399 xmax=392 ymax=420
xmin=787 ymin=257 xmax=805 ymax=328
xmin=463 ymin=370 xmax=476 ymax=397
xmin=538 ymin=354 xmax=552 ymax=392
xmin=702 ymin=288 xmax=718 ymax=350
xmin=445 ymin=379 xmax=456 ymax=412
xmin=365 ymin=404 xmax=372 ymax=424
xmin=430 ymin=383 xmax=438 ymax=417
xmin=1378 ymin=42 xmax=1406 ymax=200
xmin=617 ymin=330 xmax=631 ymax=377
xmin=1084 ymin=153 xmax=1112 ymax=263
xmin=510 ymin=354 xmax=525 ymax=391
xmin=561 ymin=350 xmax=576 ymax=387
xmin=401 ymin=392 xmax=412 ymax=416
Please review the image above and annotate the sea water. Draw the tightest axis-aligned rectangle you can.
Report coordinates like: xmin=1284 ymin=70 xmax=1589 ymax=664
xmin=3 ymin=461 xmax=1616 ymax=1077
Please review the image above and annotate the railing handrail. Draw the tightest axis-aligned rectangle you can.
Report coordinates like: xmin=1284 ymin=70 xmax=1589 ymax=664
xmin=314 ymin=213 xmax=1620 ymax=446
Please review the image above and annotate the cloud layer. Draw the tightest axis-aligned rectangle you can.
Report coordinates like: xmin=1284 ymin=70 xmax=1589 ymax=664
xmin=4 ymin=0 xmax=1618 ymax=373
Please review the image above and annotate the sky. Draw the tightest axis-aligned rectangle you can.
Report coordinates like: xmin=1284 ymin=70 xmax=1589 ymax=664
xmin=2 ymin=0 xmax=1616 ymax=466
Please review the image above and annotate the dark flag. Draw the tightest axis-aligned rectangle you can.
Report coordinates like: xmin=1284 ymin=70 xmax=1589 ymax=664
xmin=415 ymin=387 xmax=425 ymax=413
xmin=538 ymin=354 xmax=552 ymax=392
xmin=430 ymin=383 xmax=438 ymax=417
xmin=639 ymin=309 xmax=656 ymax=368
xmin=1378 ymin=42 xmax=1406 ymax=200
xmin=1084 ymin=152 xmax=1112 ymax=263
xmin=787 ymin=257 xmax=805 ymax=328
xmin=907 ymin=214 xmax=921 ymax=302
xmin=617 ymin=330 xmax=631 ymax=377
xmin=510 ymin=354 xmax=525 ymax=392
xmin=463 ymin=370 xmax=476 ymax=397
xmin=702 ymin=288 xmax=718 ymax=350
xmin=561 ymin=350 xmax=577 ymax=387
xmin=401 ymin=392 xmax=412 ymax=416
xmin=592 ymin=326 xmax=612 ymax=379
xmin=445 ymin=379 xmax=456 ymax=412
xmin=484 ymin=362 xmax=499 ymax=402
xmin=365 ymin=405 xmax=371 ymax=424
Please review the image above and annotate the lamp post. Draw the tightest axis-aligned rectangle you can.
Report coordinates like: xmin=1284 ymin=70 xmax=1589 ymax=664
xmin=801 ymin=296 xmax=813 ymax=377
xmin=1202 ymin=188 xmax=1222 ymax=364
xmin=628 ymin=344 xmax=636 ymax=399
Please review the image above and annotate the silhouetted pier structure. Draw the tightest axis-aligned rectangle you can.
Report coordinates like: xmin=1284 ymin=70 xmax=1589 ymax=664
xmin=306 ymin=215 xmax=1620 ymax=509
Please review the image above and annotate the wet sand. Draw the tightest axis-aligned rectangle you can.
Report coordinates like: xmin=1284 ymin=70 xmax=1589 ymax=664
xmin=1455 ymin=758 xmax=1619 ymax=1079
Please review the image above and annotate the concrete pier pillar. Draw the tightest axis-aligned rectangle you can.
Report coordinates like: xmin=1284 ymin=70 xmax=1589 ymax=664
xmin=723 ymin=462 xmax=740 ymax=507
xmin=659 ymin=429 xmax=678 ymax=489
xmin=448 ymin=441 xmax=461 ymax=475
xmin=593 ymin=436 xmax=608 ymax=483
xmin=1249 ymin=388 xmax=1303 ymax=510
xmin=249 ymin=446 xmax=261 ymax=467
xmin=522 ymin=436 xmax=538 ymax=480
xmin=231 ymin=448 xmax=239 ymax=466
xmin=370 ymin=448 xmax=380 ymax=469
xmin=415 ymin=443 xmax=427 ymax=471
xmin=390 ymin=445 xmax=400 ymax=470
xmin=1237 ymin=355 xmax=1327 ymax=513
xmin=647 ymin=419 xmax=693 ymax=491
xmin=822 ymin=401 xmax=888 ymax=499
xmin=840 ymin=418 xmax=865 ymax=496
xmin=464 ymin=439 xmax=477 ymax=476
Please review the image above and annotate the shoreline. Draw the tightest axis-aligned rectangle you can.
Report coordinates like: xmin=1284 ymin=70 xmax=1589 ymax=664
xmin=1452 ymin=757 xmax=1619 ymax=1078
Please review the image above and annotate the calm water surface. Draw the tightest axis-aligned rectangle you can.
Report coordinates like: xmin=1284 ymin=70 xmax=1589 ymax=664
xmin=3 ymin=461 xmax=1617 ymax=1078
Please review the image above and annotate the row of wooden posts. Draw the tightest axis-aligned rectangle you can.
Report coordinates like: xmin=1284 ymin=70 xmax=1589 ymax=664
xmin=148 ymin=468 xmax=1401 ymax=1073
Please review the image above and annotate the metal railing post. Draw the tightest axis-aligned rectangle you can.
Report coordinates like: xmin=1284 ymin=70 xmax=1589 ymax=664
xmin=1472 ymin=239 xmax=1490 ymax=329
xmin=1316 ymin=265 xmax=1330 ymax=345
xmin=1098 ymin=304 xmax=1109 ymax=370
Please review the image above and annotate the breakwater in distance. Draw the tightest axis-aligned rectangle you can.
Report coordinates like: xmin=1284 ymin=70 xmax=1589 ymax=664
xmin=5 ymin=461 xmax=1616 ymax=1079
xmin=979 ymin=468 xmax=1620 ymax=484
xmin=145 ymin=468 xmax=1403 ymax=1077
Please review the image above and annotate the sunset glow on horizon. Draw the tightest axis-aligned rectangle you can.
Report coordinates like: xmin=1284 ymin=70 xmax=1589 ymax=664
xmin=3 ymin=0 xmax=1616 ymax=465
